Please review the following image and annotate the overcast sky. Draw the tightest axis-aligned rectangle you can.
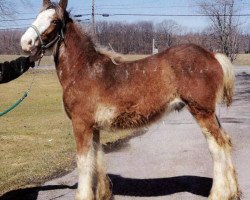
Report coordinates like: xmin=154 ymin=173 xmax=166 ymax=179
xmin=1 ymin=0 xmax=250 ymax=33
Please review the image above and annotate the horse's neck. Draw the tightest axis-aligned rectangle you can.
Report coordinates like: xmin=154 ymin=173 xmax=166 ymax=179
xmin=55 ymin=22 xmax=98 ymax=87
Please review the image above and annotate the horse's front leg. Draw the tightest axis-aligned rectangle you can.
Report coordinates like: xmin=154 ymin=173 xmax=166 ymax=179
xmin=72 ymin=117 xmax=96 ymax=200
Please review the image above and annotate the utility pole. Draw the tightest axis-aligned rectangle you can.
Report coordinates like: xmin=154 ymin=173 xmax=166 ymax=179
xmin=152 ymin=39 xmax=158 ymax=54
xmin=92 ymin=0 xmax=96 ymax=34
xmin=152 ymin=38 xmax=155 ymax=54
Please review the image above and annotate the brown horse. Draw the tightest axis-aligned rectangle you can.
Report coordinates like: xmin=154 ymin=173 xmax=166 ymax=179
xmin=20 ymin=0 xmax=240 ymax=199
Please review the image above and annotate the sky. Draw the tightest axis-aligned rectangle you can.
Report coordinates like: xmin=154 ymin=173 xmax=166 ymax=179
xmin=0 ymin=0 xmax=250 ymax=33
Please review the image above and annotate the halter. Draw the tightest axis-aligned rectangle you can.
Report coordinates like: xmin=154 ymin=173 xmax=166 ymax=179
xmin=30 ymin=23 xmax=64 ymax=54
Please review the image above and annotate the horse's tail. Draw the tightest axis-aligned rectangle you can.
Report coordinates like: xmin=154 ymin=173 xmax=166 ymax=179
xmin=215 ymin=53 xmax=234 ymax=107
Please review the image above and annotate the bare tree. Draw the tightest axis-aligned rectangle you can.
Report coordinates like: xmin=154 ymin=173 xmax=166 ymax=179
xmin=0 ymin=30 xmax=23 ymax=54
xmin=197 ymin=0 xmax=241 ymax=61
xmin=155 ymin=20 xmax=182 ymax=49
xmin=96 ymin=21 xmax=153 ymax=54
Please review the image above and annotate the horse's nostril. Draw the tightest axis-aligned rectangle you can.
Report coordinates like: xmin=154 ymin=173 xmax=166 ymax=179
xmin=28 ymin=39 xmax=33 ymax=46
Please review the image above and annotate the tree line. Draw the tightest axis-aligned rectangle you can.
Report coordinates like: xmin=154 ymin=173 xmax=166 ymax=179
xmin=0 ymin=20 xmax=249 ymax=57
xmin=96 ymin=20 xmax=250 ymax=55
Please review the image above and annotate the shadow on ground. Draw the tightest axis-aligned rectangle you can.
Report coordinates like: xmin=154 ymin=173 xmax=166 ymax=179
xmin=0 ymin=174 xmax=212 ymax=200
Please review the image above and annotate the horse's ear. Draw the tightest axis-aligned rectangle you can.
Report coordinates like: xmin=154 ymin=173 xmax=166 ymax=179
xmin=43 ymin=0 xmax=51 ymax=6
xmin=59 ymin=0 xmax=68 ymax=10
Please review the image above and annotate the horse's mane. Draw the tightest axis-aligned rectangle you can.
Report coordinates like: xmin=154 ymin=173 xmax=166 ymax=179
xmin=76 ymin=24 xmax=127 ymax=64
xmin=96 ymin=47 xmax=127 ymax=64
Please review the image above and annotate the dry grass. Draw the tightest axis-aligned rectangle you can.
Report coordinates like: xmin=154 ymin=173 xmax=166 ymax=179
xmin=0 ymin=69 xmax=133 ymax=196
xmin=122 ymin=54 xmax=148 ymax=61
xmin=0 ymin=55 xmax=54 ymax=67
xmin=233 ymin=54 xmax=250 ymax=66
xmin=1 ymin=53 xmax=249 ymax=66
xmin=124 ymin=54 xmax=250 ymax=65
xmin=0 ymin=54 xmax=148 ymax=66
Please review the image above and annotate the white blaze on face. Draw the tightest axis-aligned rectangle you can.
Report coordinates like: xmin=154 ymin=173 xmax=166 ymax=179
xmin=21 ymin=9 xmax=56 ymax=52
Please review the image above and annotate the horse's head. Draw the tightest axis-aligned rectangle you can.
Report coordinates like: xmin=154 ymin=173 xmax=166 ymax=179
xmin=21 ymin=0 xmax=68 ymax=55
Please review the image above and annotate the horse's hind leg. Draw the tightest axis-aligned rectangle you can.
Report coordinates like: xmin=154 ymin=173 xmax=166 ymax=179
xmin=93 ymin=130 xmax=112 ymax=200
xmin=189 ymin=107 xmax=241 ymax=200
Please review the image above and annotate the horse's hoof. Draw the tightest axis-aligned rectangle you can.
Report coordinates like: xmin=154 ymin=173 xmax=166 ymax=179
xmin=75 ymin=190 xmax=94 ymax=200
xmin=208 ymin=190 xmax=242 ymax=200
xmin=96 ymin=176 xmax=112 ymax=200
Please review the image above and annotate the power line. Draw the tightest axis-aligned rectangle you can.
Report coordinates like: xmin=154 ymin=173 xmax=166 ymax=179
xmin=0 ymin=27 xmax=27 ymax=30
xmin=74 ymin=2 xmax=250 ymax=12
xmin=0 ymin=13 xmax=249 ymax=23
xmin=76 ymin=13 xmax=250 ymax=17
xmin=0 ymin=13 xmax=249 ymax=30
xmin=0 ymin=25 xmax=29 ymax=29
xmin=95 ymin=6 xmax=169 ymax=10
xmin=95 ymin=2 xmax=250 ymax=8
xmin=12 ymin=2 xmax=250 ymax=15
xmin=0 ymin=17 xmax=35 ymax=22
xmin=92 ymin=0 xmax=96 ymax=34
xmin=96 ymin=2 xmax=157 ymax=7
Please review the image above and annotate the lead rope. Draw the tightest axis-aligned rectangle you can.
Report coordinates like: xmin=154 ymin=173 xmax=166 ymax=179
xmin=0 ymin=55 xmax=43 ymax=117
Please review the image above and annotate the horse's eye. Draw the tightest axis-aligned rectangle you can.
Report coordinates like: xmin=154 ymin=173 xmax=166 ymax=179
xmin=52 ymin=20 xmax=59 ymax=25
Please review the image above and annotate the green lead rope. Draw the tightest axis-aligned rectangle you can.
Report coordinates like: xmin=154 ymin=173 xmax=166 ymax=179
xmin=0 ymin=91 xmax=29 ymax=117
xmin=0 ymin=56 xmax=42 ymax=117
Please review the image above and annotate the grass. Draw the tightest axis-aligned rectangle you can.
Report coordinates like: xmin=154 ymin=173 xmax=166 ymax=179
xmin=0 ymin=70 xmax=72 ymax=195
xmin=0 ymin=69 xmax=133 ymax=196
